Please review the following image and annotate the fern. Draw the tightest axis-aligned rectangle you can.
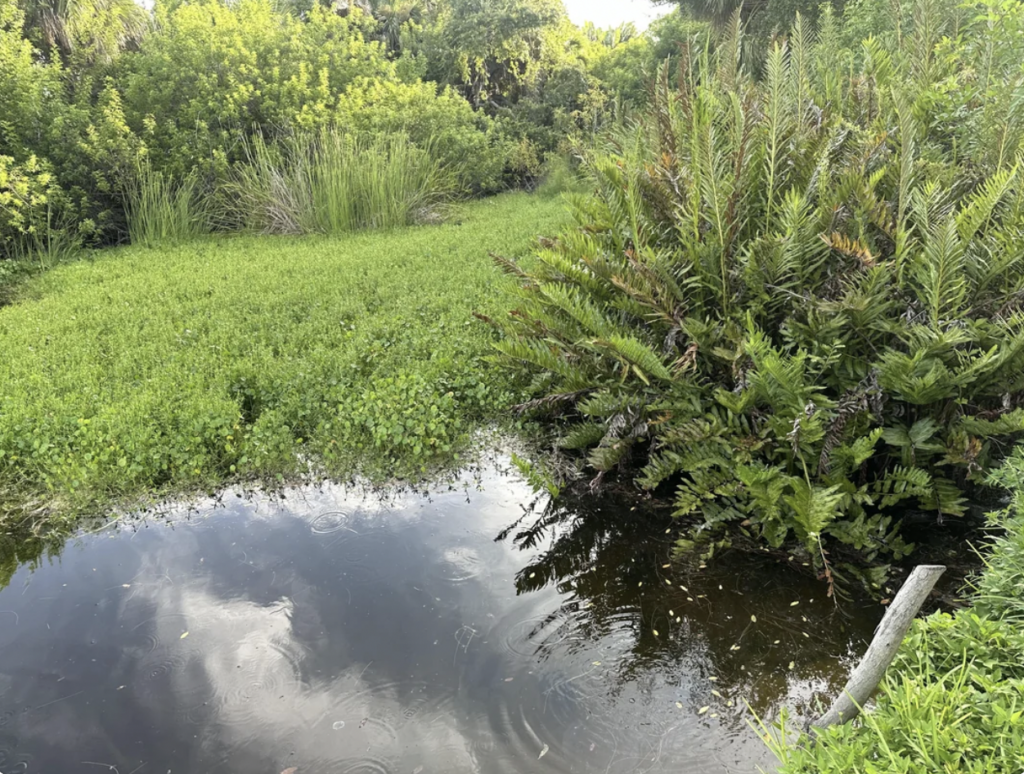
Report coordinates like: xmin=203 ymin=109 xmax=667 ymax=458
xmin=494 ymin=10 xmax=1024 ymax=567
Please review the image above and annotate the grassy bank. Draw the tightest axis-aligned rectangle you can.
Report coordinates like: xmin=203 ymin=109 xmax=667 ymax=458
xmin=0 ymin=193 xmax=566 ymax=524
xmin=769 ymin=452 xmax=1024 ymax=773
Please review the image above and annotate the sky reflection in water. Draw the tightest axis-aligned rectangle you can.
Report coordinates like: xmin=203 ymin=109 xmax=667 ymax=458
xmin=0 ymin=460 xmax=882 ymax=774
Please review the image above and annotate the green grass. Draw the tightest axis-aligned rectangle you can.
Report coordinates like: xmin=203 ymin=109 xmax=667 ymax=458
xmin=766 ymin=452 xmax=1024 ymax=773
xmin=0 ymin=193 xmax=566 ymax=520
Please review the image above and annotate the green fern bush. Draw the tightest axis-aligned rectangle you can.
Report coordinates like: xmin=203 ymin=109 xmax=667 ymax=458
xmin=495 ymin=11 xmax=1024 ymax=563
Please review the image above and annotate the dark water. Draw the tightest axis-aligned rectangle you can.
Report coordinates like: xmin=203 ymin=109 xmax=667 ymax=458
xmin=0 ymin=460 xmax=885 ymax=774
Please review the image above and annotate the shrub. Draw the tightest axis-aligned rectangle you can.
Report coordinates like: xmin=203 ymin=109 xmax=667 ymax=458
xmin=334 ymin=79 xmax=509 ymax=193
xmin=0 ymin=155 xmax=56 ymax=259
xmin=121 ymin=0 xmax=393 ymax=178
xmin=494 ymin=17 xmax=1024 ymax=563
xmin=222 ymin=131 xmax=450 ymax=235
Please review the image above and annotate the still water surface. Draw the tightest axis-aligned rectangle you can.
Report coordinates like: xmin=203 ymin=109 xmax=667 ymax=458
xmin=0 ymin=461 xmax=884 ymax=774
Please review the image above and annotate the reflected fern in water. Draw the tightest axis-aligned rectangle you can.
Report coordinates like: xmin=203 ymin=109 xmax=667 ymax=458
xmin=498 ymin=488 xmax=886 ymax=719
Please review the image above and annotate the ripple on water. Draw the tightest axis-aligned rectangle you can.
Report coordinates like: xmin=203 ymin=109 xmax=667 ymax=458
xmin=310 ymin=511 xmax=352 ymax=535
xmin=438 ymin=545 xmax=484 ymax=583
xmin=339 ymin=757 xmax=392 ymax=774
xmin=214 ymin=637 xmax=306 ymax=731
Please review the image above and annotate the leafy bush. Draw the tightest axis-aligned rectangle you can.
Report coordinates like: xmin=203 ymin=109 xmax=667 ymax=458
xmin=334 ymin=79 xmax=509 ymax=193
xmin=121 ymin=0 xmax=393 ymax=178
xmin=495 ymin=15 xmax=1024 ymax=562
xmin=222 ymin=131 xmax=450 ymax=235
xmin=0 ymin=155 xmax=56 ymax=259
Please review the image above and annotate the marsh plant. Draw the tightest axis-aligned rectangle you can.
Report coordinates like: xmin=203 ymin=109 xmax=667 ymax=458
xmin=125 ymin=163 xmax=209 ymax=247
xmin=223 ymin=131 xmax=451 ymax=236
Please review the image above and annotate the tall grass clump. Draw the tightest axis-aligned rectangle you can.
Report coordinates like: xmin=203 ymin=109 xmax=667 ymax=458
xmin=126 ymin=164 xmax=208 ymax=247
xmin=225 ymin=130 xmax=451 ymax=236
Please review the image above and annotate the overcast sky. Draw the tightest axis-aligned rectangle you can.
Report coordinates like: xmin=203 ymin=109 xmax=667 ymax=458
xmin=562 ymin=0 xmax=669 ymax=29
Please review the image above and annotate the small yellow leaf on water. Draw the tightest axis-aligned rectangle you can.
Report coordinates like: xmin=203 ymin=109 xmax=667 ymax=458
xmin=788 ymin=662 xmax=795 ymax=670
xmin=774 ymin=640 xmax=781 ymax=645
xmin=711 ymin=713 xmax=719 ymax=719
xmin=730 ymin=644 xmax=740 ymax=651
xmin=638 ymin=582 xmax=643 ymax=588
xmin=676 ymin=617 xmax=682 ymax=623
xmin=698 ymin=706 xmax=709 ymax=715
xmin=790 ymin=601 xmax=800 ymax=607
xmin=669 ymin=610 xmax=674 ymax=617
xmin=751 ymin=615 xmax=757 ymax=623
xmin=676 ymin=702 xmax=683 ymax=709
xmin=727 ymin=701 xmax=734 ymax=707
xmin=680 ymin=585 xmax=689 ymax=593
xmin=662 ymin=564 xmax=671 ymax=569
xmin=653 ymin=629 xmax=659 ymax=637
xmin=709 ymin=676 xmax=718 ymax=682
xmin=530 ymin=573 xmax=536 ymax=579
xmin=711 ymin=690 xmax=722 ymax=698
xmin=180 ymin=631 xmax=189 ymax=640
xmin=665 ymin=579 xmax=672 ymax=585
xmin=122 ymin=584 xmax=131 ymax=588
xmin=592 ymin=661 xmax=602 ymax=666
xmin=803 ymin=632 xmax=810 ymax=639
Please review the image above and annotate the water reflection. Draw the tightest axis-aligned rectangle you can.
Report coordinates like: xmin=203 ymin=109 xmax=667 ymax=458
xmin=0 ymin=461 xmax=882 ymax=774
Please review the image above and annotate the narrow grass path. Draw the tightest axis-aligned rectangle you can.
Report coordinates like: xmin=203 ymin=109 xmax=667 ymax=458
xmin=0 ymin=193 xmax=566 ymax=520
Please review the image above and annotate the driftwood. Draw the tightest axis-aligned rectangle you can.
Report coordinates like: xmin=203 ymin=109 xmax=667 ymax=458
xmin=814 ymin=564 xmax=946 ymax=729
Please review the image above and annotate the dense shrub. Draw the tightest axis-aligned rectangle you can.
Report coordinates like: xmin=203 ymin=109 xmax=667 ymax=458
xmin=0 ymin=155 xmax=56 ymax=258
xmin=335 ymin=80 xmax=508 ymax=193
xmin=495 ymin=10 xmax=1024 ymax=562
xmin=121 ymin=0 xmax=393 ymax=178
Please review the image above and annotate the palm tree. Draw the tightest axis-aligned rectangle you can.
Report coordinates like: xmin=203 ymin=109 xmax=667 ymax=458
xmin=19 ymin=0 xmax=148 ymax=67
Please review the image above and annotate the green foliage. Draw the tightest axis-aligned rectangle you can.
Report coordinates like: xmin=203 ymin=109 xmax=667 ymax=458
xmin=496 ymin=9 xmax=1024 ymax=562
xmin=771 ymin=452 xmax=1024 ymax=773
xmin=121 ymin=0 xmax=392 ymax=178
xmin=222 ymin=131 xmax=449 ymax=235
xmin=0 ymin=193 xmax=565 ymax=509
xmin=2 ymin=0 xmax=706 ymax=251
xmin=0 ymin=155 xmax=56 ymax=258
xmin=126 ymin=164 xmax=208 ymax=247
xmin=334 ymin=79 xmax=508 ymax=193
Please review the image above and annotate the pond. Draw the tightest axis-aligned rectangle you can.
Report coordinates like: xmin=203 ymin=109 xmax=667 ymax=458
xmin=0 ymin=459 xmax=889 ymax=774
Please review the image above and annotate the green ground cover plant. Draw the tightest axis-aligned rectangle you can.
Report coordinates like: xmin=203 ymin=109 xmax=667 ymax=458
xmin=767 ymin=450 xmax=1024 ymax=773
xmin=0 ymin=193 xmax=565 ymax=521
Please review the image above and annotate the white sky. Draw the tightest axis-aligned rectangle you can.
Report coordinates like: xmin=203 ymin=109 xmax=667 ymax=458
xmin=562 ymin=0 xmax=670 ymax=29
